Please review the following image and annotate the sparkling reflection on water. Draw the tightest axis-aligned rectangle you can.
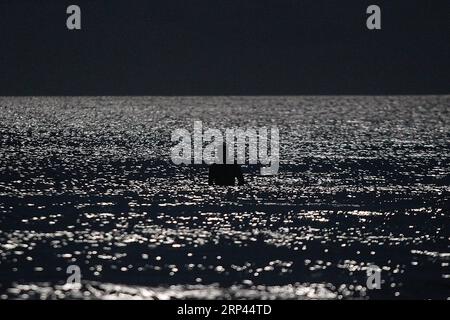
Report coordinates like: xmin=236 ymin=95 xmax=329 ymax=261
xmin=0 ymin=96 xmax=449 ymax=299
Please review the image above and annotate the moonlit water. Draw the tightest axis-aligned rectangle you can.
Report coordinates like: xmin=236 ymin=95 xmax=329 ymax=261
xmin=0 ymin=96 xmax=449 ymax=300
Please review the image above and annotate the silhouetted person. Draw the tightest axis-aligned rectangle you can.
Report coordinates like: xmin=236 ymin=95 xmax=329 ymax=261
xmin=208 ymin=143 xmax=245 ymax=186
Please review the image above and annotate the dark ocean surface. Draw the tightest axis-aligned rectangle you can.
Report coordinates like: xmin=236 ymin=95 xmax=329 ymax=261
xmin=0 ymin=96 xmax=449 ymax=299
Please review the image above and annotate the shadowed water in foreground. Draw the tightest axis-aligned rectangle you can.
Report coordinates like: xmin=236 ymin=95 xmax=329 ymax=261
xmin=0 ymin=96 xmax=449 ymax=299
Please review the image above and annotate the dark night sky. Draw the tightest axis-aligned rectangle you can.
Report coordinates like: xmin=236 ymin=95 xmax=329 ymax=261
xmin=0 ymin=0 xmax=448 ymax=95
